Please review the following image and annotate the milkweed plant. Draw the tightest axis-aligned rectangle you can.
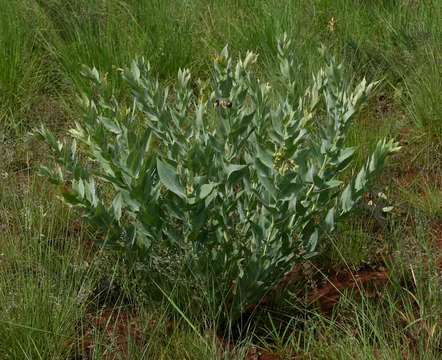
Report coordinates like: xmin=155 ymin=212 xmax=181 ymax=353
xmin=35 ymin=34 xmax=399 ymax=320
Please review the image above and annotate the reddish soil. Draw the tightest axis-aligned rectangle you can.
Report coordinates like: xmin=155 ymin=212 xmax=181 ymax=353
xmin=72 ymin=307 xmax=143 ymax=360
xmin=245 ymin=347 xmax=282 ymax=360
xmin=430 ymin=220 xmax=442 ymax=270
xmin=307 ymin=268 xmax=389 ymax=312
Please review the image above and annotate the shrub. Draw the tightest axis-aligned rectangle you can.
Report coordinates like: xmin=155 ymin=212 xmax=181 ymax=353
xmin=35 ymin=34 xmax=399 ymax=321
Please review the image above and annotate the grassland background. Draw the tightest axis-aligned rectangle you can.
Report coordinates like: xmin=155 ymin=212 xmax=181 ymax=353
xmin=1 ymin=0 xmax=442 ymax=359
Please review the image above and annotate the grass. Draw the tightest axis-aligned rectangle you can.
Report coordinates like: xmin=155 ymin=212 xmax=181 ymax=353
xmin=1 ymin=0 xmax=442 ymax=358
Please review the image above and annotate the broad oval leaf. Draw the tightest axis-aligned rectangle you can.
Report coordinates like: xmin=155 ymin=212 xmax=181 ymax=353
xmin=157 ymin=158 xmax=186 ymax=199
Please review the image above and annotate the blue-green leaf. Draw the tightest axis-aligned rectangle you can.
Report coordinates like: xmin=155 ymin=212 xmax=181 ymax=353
xmin=199 ymin=182 xmax=218 ymax=200
xmin=157 ymin=158 xmax=186 ymax=199
xmin=112 ymin=193 xmax=123 ymax=221
xmin=225 ymin=164 xmax=247 ymax=182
